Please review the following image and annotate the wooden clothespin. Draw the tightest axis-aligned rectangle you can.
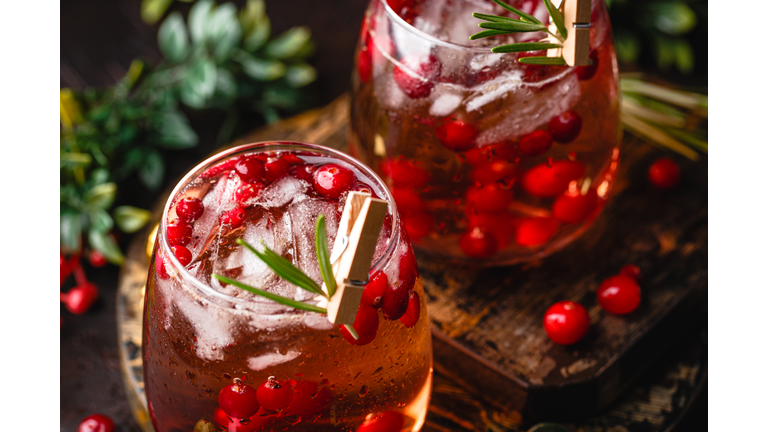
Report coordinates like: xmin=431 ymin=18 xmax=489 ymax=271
xmin=545 ymin=0 xmax=591 ymax=66
xmin=326 ymin=191 xmax=389 ymax=325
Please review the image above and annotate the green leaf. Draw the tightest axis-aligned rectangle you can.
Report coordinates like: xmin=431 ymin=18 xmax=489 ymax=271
xmin=188 ymin=0 xmax=214 ymax=44
xmin=60 ymin=152 xmax=92 ymax=167
xmin=206 ymin=3 xmax=242 ymax=62
xmin=156 ymin=110 xmax=198 ymax=148
xmin=651 ymin=3 xmax=697 ymax=36
xmin=470 ymin=29 xmax=511 ymax=40
xmin=472 ymin=12 xmax=517 ymax=23
xmin=158 ymin=11 xmax=190 ymax=64
xmin=265 ymin=27 xmax=311 ymax=59
xmin=180 ymin=59 xmax=217 ymax=108
xmin=114 ymin=206 xmax=152 ymax=233
xmin=615 ymin=30 xmax=640 ymax=64
xmin=212 ymin=274 xmax=328 ymax=314
xmin=543 ymin=0 xmax=566 ymax=39
xmin=286 ymin=64 xmax=316 ymax=88
xmin=492 ymin=42 xmax=562 ymax=53
xmin=478 ymin=21 xmax=546 ymax=33
xmin=141 ymin=0 xmax=173 ymax=25
xmin=244 ymin=18 xmax=271 ymax=52
xmin=84 ymin=182 xmax=116 ymax=209
xmin=89 ymin=229 xmax=125 ymax=265
xmin=518 ymin=56 xmax=567 ymax=65
xmin=492 ymin=0 xmax=540 ymax=24
xmin=61 ymin=211 xmax=83 ymax=252
xmin=213 ymin=68 xmax=237 ymax=103
xmin=315 ymin=215 xmax=336 ymax=298
xmin=240 ymin=0 xmax=266 ymax=35
xmin=235 ymin=51 xmax=286 ymax=81
xmin=89 ymin=208 xmax=114 ymax=233
xmin=674 ymin=39 xmax=694 ymax=75
xmin=139 ymin=149 xmax=164 ymax=191
xmin=237 ymin=238 xmax=327 ymax=298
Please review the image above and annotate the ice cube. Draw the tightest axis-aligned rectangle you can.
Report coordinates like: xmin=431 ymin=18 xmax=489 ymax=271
xmin=429 ymin=85 xmax=464 ymax=117
xmin=259 ymin=176 xmax=308 ymax=209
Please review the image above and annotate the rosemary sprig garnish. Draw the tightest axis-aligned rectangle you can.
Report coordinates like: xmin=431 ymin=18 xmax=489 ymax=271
xmin=315 ymin=215 xmax=337 ymax=298
xmin=212 ymin=274 xmax=327 ymax=314
xmin=238 ymin=238 xmax=327 ymax=298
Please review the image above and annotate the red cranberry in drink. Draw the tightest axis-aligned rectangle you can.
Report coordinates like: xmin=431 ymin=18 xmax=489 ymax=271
xmin=176 ymin=196 xmax=204 ymax=222
xmin=341 ymin=304 xmax=380 ymax=346
xmin=543 ymin=300 xmax=590 ymax=345
xmin=398 ymin=247 xmax=418 ymax=293
xmin=264 ymin=157 xmax=290 ymax=182
xmin=460 ymin=226 xmax=499 ymax=259
xmin=470 ymin=159 xmax=517 ymax=185
xmin=648 ymin=157 xmax=680 ymax=189
xmin=63 ymin=282 xmax=99 ymax=314
xmin=282 ymin=380 xmax=332 ymax=418
xmin=234 ymin=156 xmax=265 ymax=183
xmin=519 ymin=130 xmax=553 ymax=156
xmin=403 ymin=211 xmax=434 ymax=242
xmin=391 ymin=188 xmax=425 ymax=215
xmin=221 ymin=207 xmax=247 ymax=229
xmin=467 ymin=212 xmax=514 ymax=250
xmin=358 ymin=38 xmax=373 ymax=83
xmin=381 ymin=156 xmax=429 ymax=188
xmin=393 ymin=54 xmax=441 ymax=99
xmin=549 ymin=111 xmax=583 ymax=143
xmin=155 ymin=252 xmax=169 ymax=279
xmin=521 ymin=160 xmax=585 ymax=198
xmin=77 ymin=413 xmax=115 ymax=432
xmin=362 ymin=271 xmax=388 ymax=308
xmin=381 ymin=281 xmax=410 ymax=320
xmin=435 ymin=117 xmax=478 ymax=152
xmin=170 ymin=245 xmax=192 ymax=267
xmin=166 ymin=219 xmax=193 ymax=246
xmin=257 ymin=376 xmax=294 ymax=411
xmin=515 ymin=217 xmax=559 ymax=247
xmin=552 ymin=189 xmax=598 ymax=224
xmin=400 ymin=291 xmax=421 ymax=328
xmin=88 ymin=250 xmax=107 ymax=268
xmin=465 ymin=183 xmax=513 ymax=213
xmin=313 ymin=164 xmax=356 ymax=198
xmin=357 ymin=411 xmax=405 ymax=432
xmin=290 ymin=163 xmax=316 ymax=183
xmin=575 ymin=50 xmax=599 ymax=80
xmin=235 ymin=182 xmax=264 ymax=204
xmin=218 ymin=381 xmax=260 ymax=419
xmin=597 ymin=275 xmax=641 ymax=315
xmin=280 ymin=153 xmax=304 ymax=165
xmin=212 ymin=407 xmax=267 ymax=432
xmin=619 ymin=264 xmax=642 ymax=281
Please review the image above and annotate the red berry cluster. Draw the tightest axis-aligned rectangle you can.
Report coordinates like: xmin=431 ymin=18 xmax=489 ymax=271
xmin=60 ymin=253 xmax=100 ymax=318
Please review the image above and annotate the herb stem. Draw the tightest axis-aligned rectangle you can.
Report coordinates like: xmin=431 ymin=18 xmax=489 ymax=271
xmin=212 ymin=274 xmax=328 ymax=314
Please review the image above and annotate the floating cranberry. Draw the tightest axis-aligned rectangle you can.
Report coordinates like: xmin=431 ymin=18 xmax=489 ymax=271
xmin=281 ymin=154 xmax=304 ymax=165
xmin=234 ymin=156 xmax=265 ymax=183
xmin=463 ymin=143 xmax=519 ymax=165
xmin=471 ymin=159 xmax=517 ymax=185
xmin=212 ymin=407 xmax=266 ymax=432
xmin=313 ymin=164 xmax=356 ymax=198
xmin=176 ymin=196 xmax=204 ymax=221
xmin=357 ymin=411 xmax=405 ymax=432
xmin=341 ymin=304 xmax=380 ymax=345
xmin=77 ymin=413 xmax=115 ymax=432
xmin=380 ymin=157 xmax=429 ymax=188
xmin=403 ymin=211 xmax=434 ymax=242
xmin=576 ymin=50 xmax=599 ymax=80
xmin=398 ymin=247 xmax=418 ymax=293
xmin=552 ymin=189 xmax=597 ymax=224
xmin=400 ymin=292 xmax=421 ymax=328
xmin=166 ymin=219 xmax=193 ymax=246
xmin=521 ymin=160 xmax=585 ymax=198
xmin=619 ymin=264 xmax=642 ymax=281
xmin=460 ymin=226 xmax=498 ymax=259
xmin=219 ymin=381 xmax=260 ymax=419
xmin=543 ymin=300 xmax=590 ymax=345
xmin=465 ymin=183 xmax=513 ymax=213
xmin=88 ymin=250 xmax=107 ymax=268
xmin=467 ymin=212 xmax=515 ymax=250
xmin=391 ymin=188 xmax=425 ymax=215
xmin=264 ymin=157 xmax=290 ymax=182
xmin=381 ymin=280 xmax=411 ymax=321
xmin=257 ymin=377 xmax=293 ymax=411
xmin=393 ymin=54 xmax=441 ymax=99
xmin=549 ymin=111 xmax=583 ymax=143
xmin=170 ymin=245 xmax=192 ymax=267
xmin=235 ymin=182 xmax=264 ymax=204
xmin=519 ymin=130 xmax=553 ymax=156
xmin=291 ymin=163 xmax=316 ymax=183
xmin=358 ymin=40 xmax=373 ymax=83
xmin=362 ymin=271 xmax=388 ymax=308
xmin=221 ymin=207 xmax=247 ymax=229
xmin=63 ymin=283 xmax=99 ymax=314
xmin=515 ymin=217 xmax=559 ymax=247
xmin=435 ymin=118 xmax=478 ymax=152
xmin=648 ymin=157 xmax=680 ymax=189
xmin=155 ymin=252 xmax=169 ymax=279
xmin=200 ymin=157 xmax=240 ymax=179
xmin=282 ymin=380 xmax=332 ymax=418
xmin=597 ymin=275 xmax=641 ymax=315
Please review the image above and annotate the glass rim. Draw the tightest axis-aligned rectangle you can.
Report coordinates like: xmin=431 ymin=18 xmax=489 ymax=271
xmin=159 ymin=141 xmax=402 ymax=308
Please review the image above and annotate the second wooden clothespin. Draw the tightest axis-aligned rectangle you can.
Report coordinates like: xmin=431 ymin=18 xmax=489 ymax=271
xmin=326 ymin=191 xmax=389 ymax=325
xmin=545 ymin=0 xmax=591 ymax=66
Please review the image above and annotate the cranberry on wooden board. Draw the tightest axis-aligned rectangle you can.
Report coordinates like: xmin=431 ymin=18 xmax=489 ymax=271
xmin=648 ymin=157 xmax=680 ymax=189
xmin=362 ymin=271 xmax=388 ymax=308
xmin=435 ymin=118 xmax=478 ymax=151
xmin=597 ymin=275 xmax=641 ymax=315
xmin=234 ymin=156 xmax=265 ymax=183
xmin=88 ymin=250 xmax=107 ymax=267
xmin=460 ymin=226 xmax=499 ymax=258
xmin=257 ymin=377 xmax=293 ymax=411
xmin=552 ymin=189 xmax=598 ymax=224
xmin=341 ymin=304 xmax=380 ymax=345
xmin=521 ymin=160 xmax=585 ymax=198
xmin=549 ymin=111 xmax=583 ymax=143
xmin=393 ymin=54 xmax=441 ymax=99
xmin=166 ymin=218 xmax=193 ymax=246
xmin=357 ymin=411 xmax=405 ymax=432
xmin=176 ymin=196 xmax=204 ymax=221
xmin=619 ymin=264 xmax=642 ymax=281
xmin=77 ymin=414 xmax=115 ymax=432
xmin=400 ymin=292 xmax=421 ymax=328
xmin=543 ymin=301 xmax=590 ymax=345
xmin=515 ymin=217 xmax=559 ymax=247
xmin=519 ymin=130 xmax=553 ymax=156
xmin=218 ymin=381 xmax=260 ymax=419
xmin=313 ymin=164 xmax=356 ymax=198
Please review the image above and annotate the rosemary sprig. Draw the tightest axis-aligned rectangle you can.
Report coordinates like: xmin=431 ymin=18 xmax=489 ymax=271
xmin=212 ymin=274 xmax=327 ymax=314
xmin=237 ymin=238 xmax=326 ymax=298
xmin=315 ymin=215 xmax=337 ymax=297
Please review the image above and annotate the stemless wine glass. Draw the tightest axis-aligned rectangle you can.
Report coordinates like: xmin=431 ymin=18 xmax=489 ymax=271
xmin=143 ymin=142 xmax=432 ymax=432
xmin=349 ymin=0 xmax=621 ymax=265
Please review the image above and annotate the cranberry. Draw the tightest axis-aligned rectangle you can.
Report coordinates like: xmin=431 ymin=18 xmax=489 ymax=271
xmin=166 ymin=219 xmax=193 ymax=246
xmin=257 ymin=376 xmax=293 ymax=411
xmin=281 ymin=153 xmax=304 ymax=165
xmin=391 ymin=188 xmax=425 ymax=215
xmin=515 ymin=217 xmax=559 ymax=247
xmin=362 ymin=271 xmax=388 ymax=308
xmin=381 ymin=282 xmax=410 ymax=320
xmin=358 ymin=39 xmax=373 ymax=83
xmin=264 ymin=157 xmax=290 ymax=182
xmin=467 ymin=212 xmax=515 ymax=250
xmin=575 ymin=50 xmax=599 ymax=80
xmin=357 ymin=411 xmax=405 ymax=432
xmin=282 ymin=380 xmax=332 ymax=418
xmin=234 ymin=156 xmax=265 ymax=182
xmin=235 ymin=182 xmax=264 ymax=204
xmin=403 ymin=211 xmax=434 ymax=242
xmin=170 ymin=245 xmax=192 ymax=267
xmin=88 ymin=250 xmax=107 ymax=268
xmin=393 ymin=54 xmax=441 ymax=99
xmin=351 ymin=182 xmax=380 ymax=198
xmin=460 ymin=226 xmax=499 ymax=258
xmin=519 ymin=130 xmax=553 ymax=156
xmin=597 ymin=275 xmax=641 ymax=315
xmin=218 ymin=381 xmax=260 ymax=419
xmin=221 ymin=207 xmax=247 ymax=229
xmin=313 ymin=164 xmax=356 ymax=198
xmin=398 ymin=247 xmax=418 ymax=291
xmin=400 ymin=291 xmax=421 ymax=328
xmin=619 ymin=264 xmax=642 ymax=281
xmin=63 ymin=283 xmax=99 ymax=314
xmin=291 ymin=163 xmax=316 ymax=183
xmin=648 ymin=157 xmax=680 ymax=189
xmin=60 ymin=254 xmax=72 ymax=286
xmin=176 ymin=196 xmax=204 ymax=221
xmin=465 ymin=183 xmax=513 ymax=213
xmin=77 ymin=413 xmax=115 ymax=432
xmin=552 ymin=189 xmax=598 ymax=224
xmin=435 ymin=118 xmax=478 ymax=152
xmin=521 ymin=160 xmax=585 ymax=198
xmin=470 ymin=159 xmax=517 ymax=185
xmin=213 ymin=407 xmax=268 ymax=432
xmin=155 ymin=252 xmax=169 ymax=279
xmin=544 ymin=301 xmax=590 ymax=345
xmin=463 ymin=143 xmax=518 ymax=165
xmin=341 ymin=304 xmax=380 ymax=345
xmin=200 ymin=157 xmax=239 ymax=179
xmin=380 ymin=157 xmax=429 ymax=188
xmin=549 ymin=111 xmax=583 ymax=143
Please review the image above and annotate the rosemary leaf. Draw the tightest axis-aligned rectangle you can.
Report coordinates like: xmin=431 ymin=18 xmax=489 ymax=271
xmin=479 ymin=21 xmax=546 ymax=33
xmin=315 ymin=215 xmax=337 ymax=298
xmin=492 ymin=42 xmax=562 ymax=53
xmin=492 ymin=0 xmax=541 ymax=24
xmin=236 ymin=238 xmax=327 ymax=298
xmin=212 ymin=274 xmax=328 ymax=314
xmin=470 ymin=29 xmax=510 ymax=40
xmin=518 ymin=56 xmax=567 ymax=65
xmin=621 ymin=112 xmax=699 ymax=161
xmin=472 ymin=12 xmax=516 ymax=23
xmin=343 ymin=324 xmax=360 ymax=340
xmin=543 ymin=0 xmax=567 ymax=39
